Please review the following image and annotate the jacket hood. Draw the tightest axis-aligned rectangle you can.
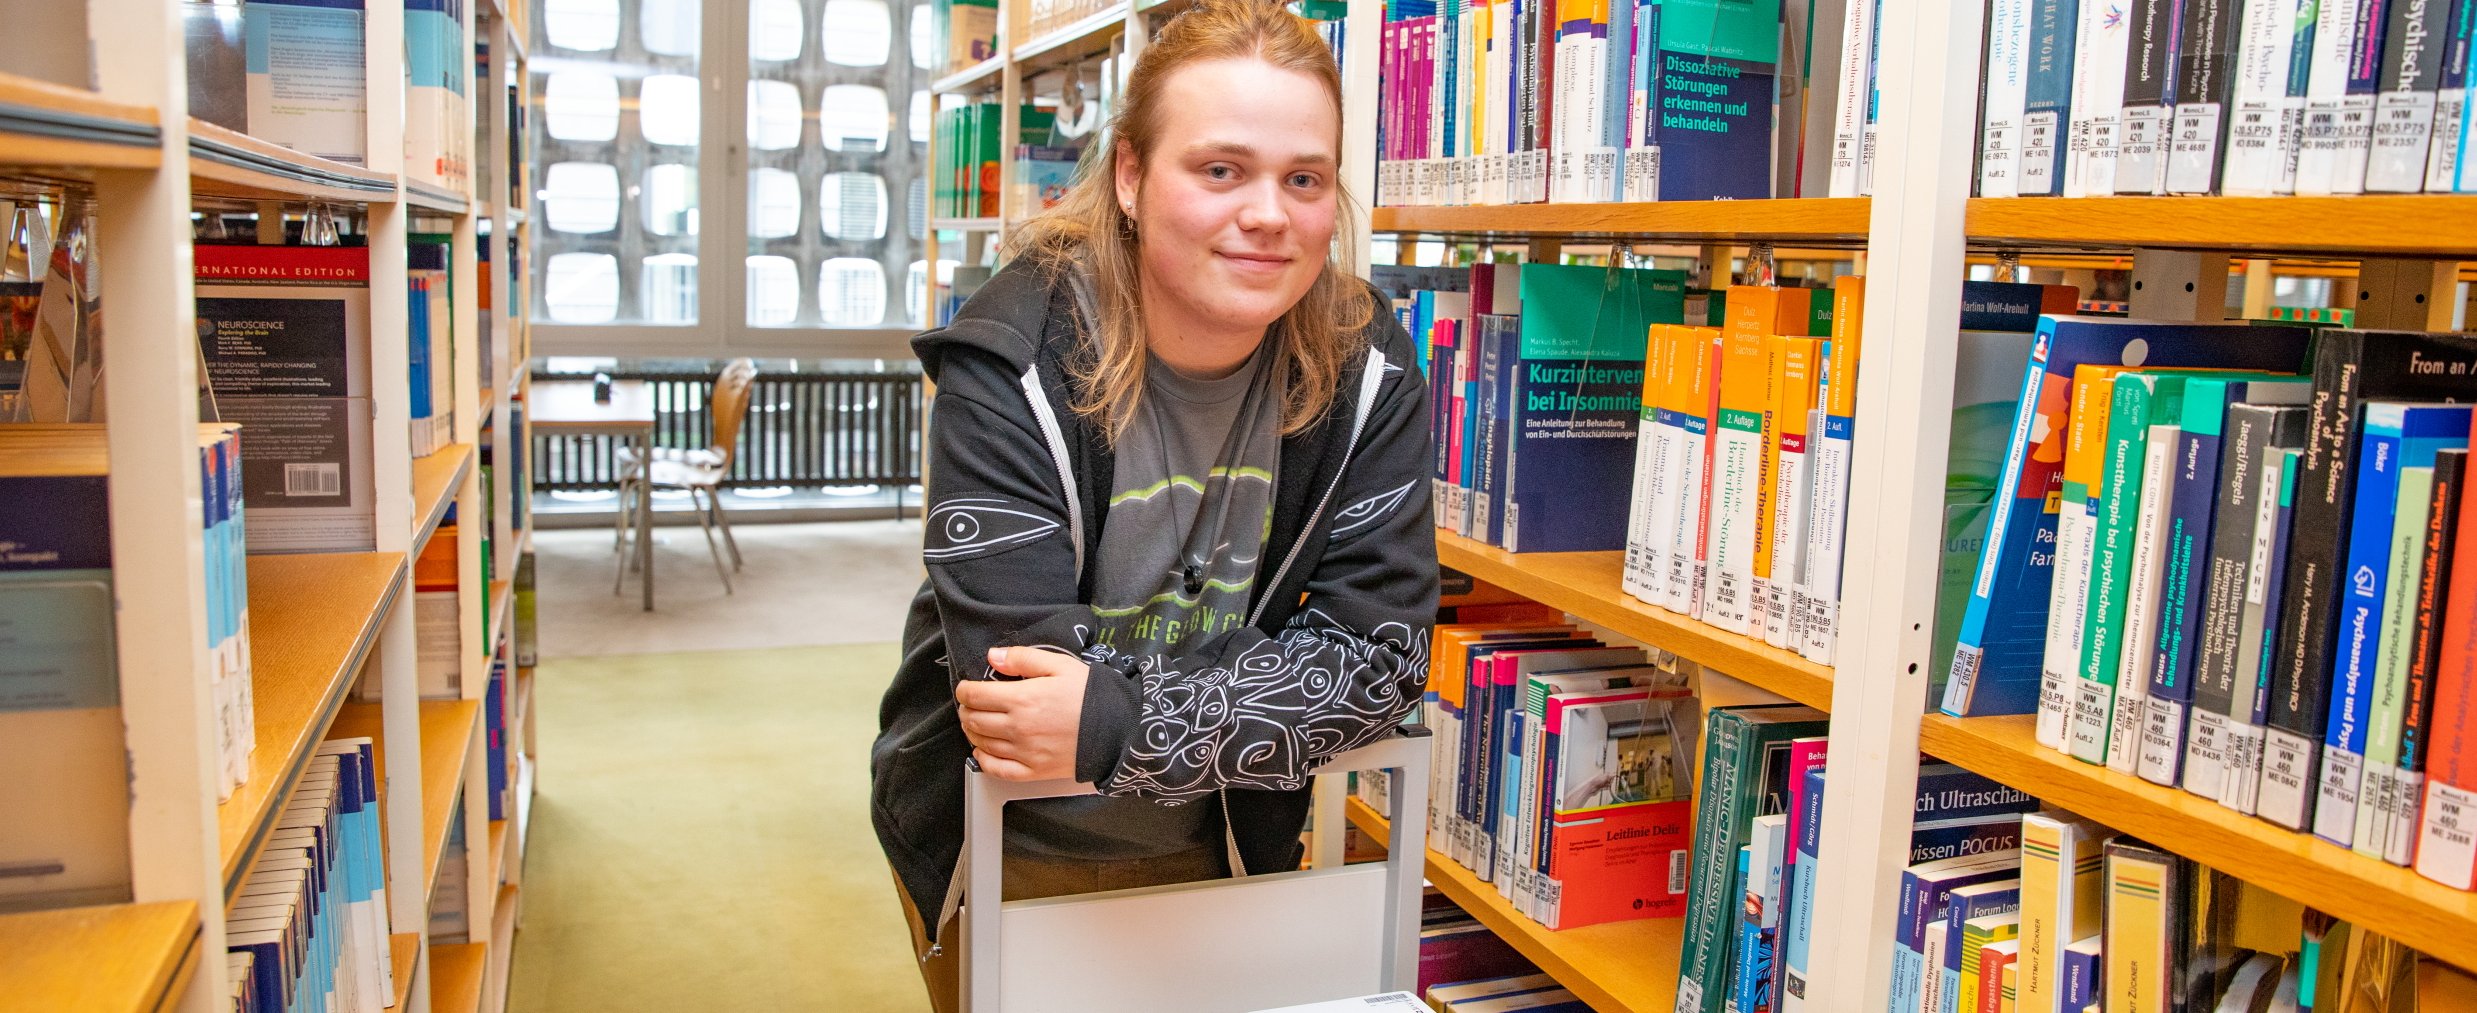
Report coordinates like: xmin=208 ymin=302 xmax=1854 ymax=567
xmin=910 ymin=257 xmax=1091 ymax=379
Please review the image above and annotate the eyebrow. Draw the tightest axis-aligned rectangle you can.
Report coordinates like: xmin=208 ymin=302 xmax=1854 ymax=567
xmin=1188 ymin=140 xmax=1336 ymax=167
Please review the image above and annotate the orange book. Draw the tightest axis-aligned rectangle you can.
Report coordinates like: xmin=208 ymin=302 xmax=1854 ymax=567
xmin=1666 ymin=326 xmax=1722 ymax=617
xmin=2416 ymin=412 xmax=2477 ymax=889
xmin=1701 ymin=297 xmax=1782 ymax=635
xmin=1757 ymin=335 xmax=1822 ymax=648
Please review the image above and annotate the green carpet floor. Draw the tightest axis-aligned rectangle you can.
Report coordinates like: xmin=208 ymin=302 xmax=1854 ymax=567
xmin=507 ymin=643 xmax=931 ymax=1013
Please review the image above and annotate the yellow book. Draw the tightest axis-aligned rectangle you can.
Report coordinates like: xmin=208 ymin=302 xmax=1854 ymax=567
xmin=1797 ymin=275 xmax=1867 ymax=663
xmin=2037 ymin=365 xmax=2138 ymax=749
xmin=1960 ymin=913 xmax=2023 ymax=1011
xmin=2000 ymin=961 xmax=2019 ymax=1013
xmin=1756 ymin=334 xmax=1822 ymax=648
xmin=2019 ymin=813 xmax=2110 ymax=1013
xmin=2102 ymin=840 xmax=2180 ymax=1013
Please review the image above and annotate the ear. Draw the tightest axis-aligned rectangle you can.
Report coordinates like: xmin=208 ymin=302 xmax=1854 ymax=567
xmin=1112 ymin=140 xmax=1141 ymax=218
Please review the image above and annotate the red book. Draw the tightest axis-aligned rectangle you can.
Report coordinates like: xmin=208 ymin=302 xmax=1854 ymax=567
xmin=2416 ymin=416 xmax=2477 ymax=889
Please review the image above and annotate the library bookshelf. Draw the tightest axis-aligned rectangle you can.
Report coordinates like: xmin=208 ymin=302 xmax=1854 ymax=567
xmin=1366 ymin=1 xmax=2477 ymax=1009
xmin=1 ymin=0 xmax=540 ymax=1011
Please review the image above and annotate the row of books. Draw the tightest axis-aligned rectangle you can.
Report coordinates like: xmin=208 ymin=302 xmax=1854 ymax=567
xmin=226 ymin=738 xmax=395 ymax=1013
xmin=182 ymin=0 xmax=471 ymax=191
xmin=1879 ymin=810 xmax=2422 ymax=1013
xmin=1399 ymin=610 xmax=1704 ymax=933
xmin=1969 ymin=0 xmax=2477 ymax=198
xmin=0 ymin=423 xmax=260 ymax=913
xmin=1943 ymin=323 xmax=2477 ymax=891
xmin=932 ymin=103 xmax=1063 ymax=219
xmin=410 ymin=237 xmax=456 ymax=458
xmin=1373 ymin=0 xmax=1789 ymax=207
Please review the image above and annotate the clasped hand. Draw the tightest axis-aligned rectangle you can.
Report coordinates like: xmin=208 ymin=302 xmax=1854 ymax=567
xmin=956 ymin=645 xmax=1088 ymax=782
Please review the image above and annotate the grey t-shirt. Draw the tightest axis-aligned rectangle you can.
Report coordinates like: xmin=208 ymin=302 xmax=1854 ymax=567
xmin=1006 ymin=342 xmax=1285 ymax=860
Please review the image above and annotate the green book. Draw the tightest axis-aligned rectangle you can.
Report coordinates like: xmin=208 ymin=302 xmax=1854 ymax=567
xmin=1674 ymin=704 xmax=1828 ymax=1013
xmin=2353 ymin=463 xmax=2437 ymax=861
xmin=2068 ymin=372 xmax=2185 ymax=765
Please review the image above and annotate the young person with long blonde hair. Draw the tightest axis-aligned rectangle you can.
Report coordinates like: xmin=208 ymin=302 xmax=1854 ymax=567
xmin=868 ymin=2 xmax=1437 ymax=1007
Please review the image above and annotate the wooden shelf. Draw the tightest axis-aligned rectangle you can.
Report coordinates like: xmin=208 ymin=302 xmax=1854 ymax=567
xmin=187 ymin=119 xmax=395 ymax=203
xmin=1013 ymin=3 xmax=1129 ymax=69
xmin=405 ymin=180 xmax=470 ymax=215
xmin=931 ymin=55 xmax=1006 ymax=94
xmin=1920 ymin=713 xmax=2477 ymax=972
xmin=1966 ymin=195 xmax=2477 ymax=258
xmin=930 ymin=216 xmax=1005 ymax=232
xmin=413 ymin=443 xmax=476 ymax=551
xmin=0 ymin=71 xmax=161 ymax=172
xmin=429 ymin=941 xmax=488 ymax=1013
xmin=0 ymin=901 xmax=199 ymax=1013
xmin=486 ymin=819 xmax=509 ymax=891
xmin=1370 ymin=199 xmax=1872 ymax=245
xmin=1344 ymin=798 xmax=1675 ymax=1013
xmin=1436 ymin=532 xmax=1834 ymax=711
xmin=488 ymin=883 xmax=521 ymax=1009
xmin=325 ymin=698 xmax=481 ymax=900
xmin=219 ymin=551 xmax=408 ymax=896
xmin=390 ymin=932 xmax=420 ymax=1011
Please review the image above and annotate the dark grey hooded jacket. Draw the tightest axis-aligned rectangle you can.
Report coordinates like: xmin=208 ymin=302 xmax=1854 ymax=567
xmin=870 ymin=255 xmax=1438 ymax=942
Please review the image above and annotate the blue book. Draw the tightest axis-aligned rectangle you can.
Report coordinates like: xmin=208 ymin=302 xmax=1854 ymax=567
xmin=1941 ymin=881 xmax=2023 ymax=1013
xmin=1913 ymin=763 xmax=2043 ymax=822
xmin=1943 ymin=317 xmax=2310 ymax=718
xmin=1955 ymin=281 xmax=2065 ymax=332
xmin=1477 ymin=313 xmax=1521 ymax=546
xmin=1502 ymin=265 xmax=1685 ymax=552
xmin=1909 ymin=814 xmax=2028 ymax=865
xmin=1654 ymin=0 xmax=1779 ymax=199
xmin=2313 ymin=401 xmax=2477 ymax=846
xmin=2060 ymin=935 xmax=2104 ymax=1011
xmin=1891 ymin=852 xmax=2022 ymax=1013
xmin=2136 ymin=375 xmax=2311 ymax=786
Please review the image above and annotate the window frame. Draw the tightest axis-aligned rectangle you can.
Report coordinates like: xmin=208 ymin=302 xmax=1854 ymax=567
xmin=531 ymin=0 xmax=925 ymax=360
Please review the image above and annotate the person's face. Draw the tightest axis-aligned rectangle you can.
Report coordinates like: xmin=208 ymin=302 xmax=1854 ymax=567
xmin=1115 ymin=57 xmax=1341 ymax=345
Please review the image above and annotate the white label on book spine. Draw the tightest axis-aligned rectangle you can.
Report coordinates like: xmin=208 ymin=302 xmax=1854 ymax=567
xmin=2070 ymin=679 xmax=2116 ymax=763
xmin=2425 ymin=91 xmax=2465 ymax=190
xmin=2387 ymin=769 xmax=2425 ymax=866
xmin=1860 ymin=123 xmax=1879 ymax=194
xmin=2223 ymin=102 xmax=2286 ymax=193
xmin=2039 ymin=500 xmax=2096 ymax=747
xmin=2258 ymin=728 xmax=2318 ymax=829
xmin=1981 ymin=0 xmax=2034 ymax=197
xmin=2021 ymin=111 xmax=2063 ymax=194
xmin=2107 ymin=687 xmax=2148 ymax=775
xmin=2221 ymin=723 xmax=2267 ymax=813
xmin=2315 ymin=748 xmax=2366 ymax=845
xmin=2330 ymin=94 xmax=2377 ymax=192
xmin=2167 ymin=101 xmax=2225 ymax=193
xmin=2366 ymin=91 xmax=2437 ymax=192
xmin=2137 ymin=699 xmax=2185 ymax=785
xmin=1982 ymin=119 xmax=2021 ymax=196
xmin=2358 ymin=762 xmax=2398 ymax=859
xmin=2185 ymin=710 xmax=2230 ymax=799
xmin=2416 ymin=780 xmax=2477 ymax=888
xmin=2117 ymin=106 xmax=2172 ymax=193
xmin=1626 ymin=147 xmax=1661 ymax=203
xmin=1676 ymin=976 xmax=1706 ymax=1013
xmin=2298 ymin=107 xmax=2347 ymax=191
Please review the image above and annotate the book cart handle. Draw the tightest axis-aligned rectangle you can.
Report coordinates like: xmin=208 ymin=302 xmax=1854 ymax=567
xmin=963 ymin=728 xmax=1432 ymax=1013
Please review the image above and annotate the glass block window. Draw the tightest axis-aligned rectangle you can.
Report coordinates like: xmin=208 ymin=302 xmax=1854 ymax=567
xmin=533 ymin=0 xmax=701 ymax=325
xmin=534 ymin=0 xmax=931 ymax=330
xmin=742 ymin=0 xmax=928 ymax=328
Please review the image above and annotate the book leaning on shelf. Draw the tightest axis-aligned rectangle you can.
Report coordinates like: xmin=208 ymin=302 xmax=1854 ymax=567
xmin=0 ymin=423 xmax=255 ymax=912
xmin=196 ymin=244 xmax=379 ymax=554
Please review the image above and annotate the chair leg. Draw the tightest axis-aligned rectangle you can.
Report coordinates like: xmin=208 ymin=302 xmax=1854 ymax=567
xmin=707 ymin=485 xmax=743 ymax=570
xmin=691 ymin=487 xmax=734 ymax=594
xmin=613 ymin=475 xmax=631 ymax=554
xmin=612 ymin=479 xmax=635 ymax=596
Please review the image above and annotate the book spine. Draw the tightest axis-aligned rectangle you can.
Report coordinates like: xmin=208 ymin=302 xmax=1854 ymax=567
xmin=2223 ymin=0 xmax=2308 ymax=192
xmin=2168 ymin=0 xmax=2241 ymax=191
xmin=2040 ymin=372 xmax=2118 ymax=748
xmin=2101 ymin=842 xmax=2177 ymax=1013
xmin=1780 ymin=767 xmax=1828 ymax=1013
xmin=1679 ymin=710 xmax=1747 ymax=1013
xmin=1625 ymin=0 xmax=1663 ymax=198
xmin=2295 ymin=0 xmax=2369 ymax=193
xmin=1946 ymin=324 xmax=2062 ymax=718
xmin=1983 ymin=0 xmax=2039 ymax=195
xmin=2021 ymin=0 xmax=2085 ymax=193
xmin=2422 ymin=0 xmax=2475 ymax=189
xmin=2226 ymin=447 xmax=2304 ymax=815
xmin=1861 ymin=0 xmax=1883 ymax=193
xmin=2367 ymin=0 xmax=2454 ymax=189
xmin=1800 ymin=280 xmax=1866 ymax=662
xmin=1477 ymin=317 xmax=1513 ymax=546
xmin=2261 ymin=337 xmax=2374 ymax=832
xmin=2391 ymin=449 xmax=2463 ymax=865
xmin=2138 ymin=415 xmax=2223 ymax=786
xmin=2111 ymin=411 xmax=2189 ymax=776
xmin=2309 ymin=412 xmax=2407 ymax=845
xmin=1704 ymin=326 xmax=1770 ymax=633
xmin=2115 ymin=0 xmax=2183 ymax=193
xmin=2185 ymin=404 xmax=2280 ymax=800
xmin=1626 ymin=330 xmax=1669 ymax=600
xmin=2355 ymin=459 xmax=2438 ymax=861
xmin=2069 ymin=378 xmax=2155 ymax=764
xmin=1765 ymin=348 xmax=1819 ymax=650
xmin=2333 ymin=0 xmax=2399 ymax=192
xmin=1645 ymin=330 xmax=1691 ymax=608
xmin=1668 ymin=330 xmax=1717 ymax=616
xmin=2417 ymin=419 xmax=2477 ymax=888
xmin=2065 ymin=0 xmax=2133 ymax=195
xmin=1828 ymin=0 xmax=1876 ymax=195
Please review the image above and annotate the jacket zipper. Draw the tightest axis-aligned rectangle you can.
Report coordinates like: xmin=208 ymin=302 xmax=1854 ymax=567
xmin=1247 ymin=347 xmax=1387 ymax=628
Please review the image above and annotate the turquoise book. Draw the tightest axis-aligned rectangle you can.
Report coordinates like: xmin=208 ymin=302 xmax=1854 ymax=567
xmin=1502 ymin=263 xmax=1685 ymax=553
xmin=1654 ymin=0 xmax=1779 ymax=199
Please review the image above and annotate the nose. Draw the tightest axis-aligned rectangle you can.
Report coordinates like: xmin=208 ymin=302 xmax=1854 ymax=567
xmin=1234 ymin=176 xmax=1288 ymax=234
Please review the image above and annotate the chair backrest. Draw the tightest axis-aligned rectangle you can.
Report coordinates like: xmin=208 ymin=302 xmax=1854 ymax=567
xmin=706 ymin=358 xmax=759 ymax=469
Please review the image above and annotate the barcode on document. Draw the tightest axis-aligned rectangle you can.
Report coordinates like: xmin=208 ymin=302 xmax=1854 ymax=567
xmin=285 ymin=463 xmax=341 ymax=497
xmin=1669 ymin=849 xmax=1690 ymax=895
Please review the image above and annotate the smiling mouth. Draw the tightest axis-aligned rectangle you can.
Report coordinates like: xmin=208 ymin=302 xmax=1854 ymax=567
xmin=1218 ymin=252 xmax=1290 ymax=269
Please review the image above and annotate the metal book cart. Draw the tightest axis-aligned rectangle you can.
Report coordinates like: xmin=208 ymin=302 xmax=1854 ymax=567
xmin=961 ymin=730 xmax=1432 ymax=1013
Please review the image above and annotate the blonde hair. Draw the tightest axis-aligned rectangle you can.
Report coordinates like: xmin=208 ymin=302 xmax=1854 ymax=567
xmin=1004 ymin=0 xmax=1373 ymax=442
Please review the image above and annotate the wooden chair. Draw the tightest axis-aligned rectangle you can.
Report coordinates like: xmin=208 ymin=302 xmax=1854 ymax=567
xmin=614 ymin=359 xmax=757 ymax=593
